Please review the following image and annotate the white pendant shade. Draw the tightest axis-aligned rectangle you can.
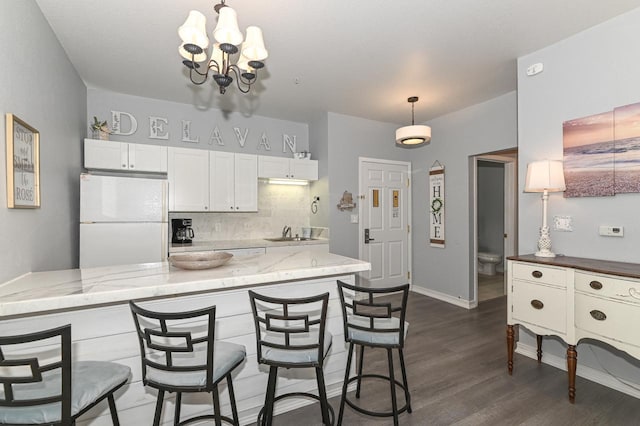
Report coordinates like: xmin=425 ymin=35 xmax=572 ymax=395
xmin=242 ymin=26 xmax=268 ymax=61
xmin=178 ymin=10 xmax=209 ymax=49
xmin=179 ymin=43 xmax=207 ymax=62
xmin=395 ymin=125 xmax=431 ymax=146
xmin=236 ymin=48 xmax=253 ymax=72
xmin=524 ymin=160 xmax=566 ymax=192
xmin=213 ymin=6 xmax=243 ymax=46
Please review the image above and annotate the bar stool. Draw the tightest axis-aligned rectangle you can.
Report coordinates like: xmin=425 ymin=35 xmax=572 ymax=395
xmin=336 ymin=281 xmax=411 ymax=426
xmin=129 ymin=301 xmax=246 ymax=426
xmin=248 ymin=290 xmax=334 ymax=426
xmin=0 ymin=324 xmax=130 ymax=425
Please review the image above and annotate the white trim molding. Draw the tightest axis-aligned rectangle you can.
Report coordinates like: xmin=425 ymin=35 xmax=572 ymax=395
xmin=411 ymin=287 xmax=477 ymax=310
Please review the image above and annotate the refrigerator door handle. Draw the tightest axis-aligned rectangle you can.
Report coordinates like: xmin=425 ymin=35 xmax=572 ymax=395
xmin=162 ymin=181 xmax=168 ymax=222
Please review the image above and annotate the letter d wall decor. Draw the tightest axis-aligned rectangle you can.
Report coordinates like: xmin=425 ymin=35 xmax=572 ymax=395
xmin=429 ymin=161 xmax=445 ymax=248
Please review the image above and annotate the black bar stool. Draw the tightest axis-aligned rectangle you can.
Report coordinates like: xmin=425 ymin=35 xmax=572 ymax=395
xmin=248 ymin=290 xmax=334 ymax=426
xmin=129 ymin=301 xmax=246 ymax=426
xmin=336 ymin=281 xmax=411 ymax=426
xmin=0 ymin=324 xmax=130 ymax=425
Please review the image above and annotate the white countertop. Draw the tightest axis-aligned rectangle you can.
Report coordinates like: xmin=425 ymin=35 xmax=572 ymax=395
xmin=169 ymin=238 xmax=329 ymax=253
xmin=0 ymin=250 xmax=369 ymax=318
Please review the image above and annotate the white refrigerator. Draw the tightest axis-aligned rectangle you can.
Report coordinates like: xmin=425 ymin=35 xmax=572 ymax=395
xmin=80 ymin=173 xmax=169 ymax=268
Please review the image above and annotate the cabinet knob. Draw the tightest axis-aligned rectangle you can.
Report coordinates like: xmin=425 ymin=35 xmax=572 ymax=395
xmin=130 ymin=164 xmax=134 ymax=168
xmin=204 ymin=206 xmax=208 ymax=210
xmin=589 ymin=280 xmax=603 ymax=290
xmin=122 ymin=164 xmax=127 ymax=168
xmin=530 ymin=299 xmax=544 ymax=310
xmin=590 ymin=310 xmax=607 ymax=321
xmin=236 ymin=206 xmax=239 ymax=210
xmin=230 ymin=206 xmax=234 ymax=210
xmin=532 ymin=270 xmax=543 ymax=278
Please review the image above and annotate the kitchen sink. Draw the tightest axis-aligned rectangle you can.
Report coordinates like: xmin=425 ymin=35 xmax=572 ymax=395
xmin=264 ymin=237 xmax=318 ymax=242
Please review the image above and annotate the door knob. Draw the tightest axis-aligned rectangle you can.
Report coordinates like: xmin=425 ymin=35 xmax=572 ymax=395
xmin=364 ymin=229 xmax=375 ymax=244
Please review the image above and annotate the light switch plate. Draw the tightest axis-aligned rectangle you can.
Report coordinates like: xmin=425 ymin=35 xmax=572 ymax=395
xmin=350 ymin=214 xmax=358 ymax=224
xmin=553 ymin=215 xmax=573 ymax=232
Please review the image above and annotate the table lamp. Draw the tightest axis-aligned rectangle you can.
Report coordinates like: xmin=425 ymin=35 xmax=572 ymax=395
xmin=524 ymin=160 xmax=566 ymax=257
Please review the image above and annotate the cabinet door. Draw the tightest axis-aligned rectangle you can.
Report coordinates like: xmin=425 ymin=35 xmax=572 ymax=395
xmin=84 ymin=139 xmax=128 ymax=170
xmin=168 ymin=147 xmax=209 ymax=211
xmin=258 ymin=156 xmax=290 ymax=178
xmin=290 ymin=159 xmax=318 ymax=180
xmin=234 ymin=153 xmax=258 ymax=211
xmin=210 ymin=151 xmax=236 ymax=212
xmin=128 ymin=144 xmax=168 ymax=173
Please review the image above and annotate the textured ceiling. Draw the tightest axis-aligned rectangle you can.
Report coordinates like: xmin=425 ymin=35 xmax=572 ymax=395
xmin=36 ymin=0 xmax=640 ymax=125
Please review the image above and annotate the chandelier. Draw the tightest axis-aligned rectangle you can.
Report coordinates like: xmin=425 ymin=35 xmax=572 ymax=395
xmin=395 ymin=96 xmax=431 ymax=146
xmin=178 ymin=0 xmax=268 ymax=94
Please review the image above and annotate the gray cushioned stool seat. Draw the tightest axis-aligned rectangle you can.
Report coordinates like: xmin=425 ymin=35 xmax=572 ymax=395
xmin=145 ymin=341 xmax=246 ymax=388
xmin=347 ymin=316 xmax=409 ymax=345
xmin=0 ymin=361 xmax=130 ymax=425
xmin=260 ymin=331 xmax=332 ymax=364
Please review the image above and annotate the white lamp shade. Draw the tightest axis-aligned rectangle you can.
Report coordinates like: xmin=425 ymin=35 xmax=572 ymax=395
xmin=236 ymin=49 xmax=254 ymax=72
xmin=395 ymin=125 xmax=431 ymax=146
xmin=524 ymin=160 xmax=566 ymax=192
xmin=178 ymin=10 xmax=209 ymax=49
xmin=179 ymin=43 xmax=207 ymax=62
xmin=242 ymin=26 xmax=268 ymax=61
xmin=213 ymin=6 xmax=243 ymax=46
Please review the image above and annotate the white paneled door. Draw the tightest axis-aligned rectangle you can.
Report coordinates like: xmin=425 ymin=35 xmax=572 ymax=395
xmin=359 ymin=159 xmax=411 ymax=288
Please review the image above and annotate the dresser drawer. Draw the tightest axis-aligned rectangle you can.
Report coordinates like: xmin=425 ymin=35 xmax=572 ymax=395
xmin=512 ymin=281 xmax=566 ymax=333
xmin=575 ymin=271 xmax=640 ymax=305
xmin=512 ymin=262 xmax=566 ymax=287
xmin=575 ymin=293 xmax=640 ymax=346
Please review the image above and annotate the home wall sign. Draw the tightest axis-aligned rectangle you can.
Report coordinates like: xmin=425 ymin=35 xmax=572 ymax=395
xmin=563 ymin=100 xmax=640 ymax=197
xmin=429 ymin=161 xmax=445 ymax=248
xmin=108 ymin=110 xmax=296 ymax=153
xmin=5 ymin=114 xmax=40 ymax=208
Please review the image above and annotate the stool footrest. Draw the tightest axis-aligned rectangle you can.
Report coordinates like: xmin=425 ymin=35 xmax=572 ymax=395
xmin=178 ymin=413 xmax=236 ymax=425
xmin=344 ymin=374 xmax=410 ymax=417
xmin=258 ymin=391 xmax=335 ymax=425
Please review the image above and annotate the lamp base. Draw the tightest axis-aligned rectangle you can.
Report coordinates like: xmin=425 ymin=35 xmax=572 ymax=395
xmin=535 ymin=226 xmax=556 ymax=258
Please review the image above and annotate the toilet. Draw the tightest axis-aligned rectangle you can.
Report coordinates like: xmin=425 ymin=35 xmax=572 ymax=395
xmin=478 ymin=252 xmax=502 ymax=276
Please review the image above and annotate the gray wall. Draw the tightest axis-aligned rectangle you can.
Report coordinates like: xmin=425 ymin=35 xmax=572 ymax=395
xmin=411 ymin=92 xmax=517 ymax=301
xmin=0 ymin=1 xmax=86 ymax=283
xmin=326 ymin=112 xmax=407 ymax=258
xmin=517 ymin=7 xmax=640 ymax=393
xmin=518 ymin=8 xmax=640 ymax=262
xmin=88 ymin=89 xmax=308 ymax=155
xmin=309 ymin=112 xmax=329 ymax=229
xmin=477 ymin=161 xmax=505 ymax=264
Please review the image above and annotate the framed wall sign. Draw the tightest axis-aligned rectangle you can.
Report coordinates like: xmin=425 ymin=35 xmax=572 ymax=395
xmin=6 ymin=114 xmax=40 ymax=208
xmin=429 ymin=161 xmax=445 ymax=247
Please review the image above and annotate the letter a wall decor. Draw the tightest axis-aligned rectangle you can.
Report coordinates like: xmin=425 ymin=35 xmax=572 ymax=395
xmin=429 ymin=161 xmax=445 ymax=248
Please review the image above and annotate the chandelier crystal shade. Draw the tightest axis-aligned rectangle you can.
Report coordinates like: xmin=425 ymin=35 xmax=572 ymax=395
xmin=396 ymin=97 xmax=431 ymax=146
xmin=178 ymin=0 xmax=268 ymax=94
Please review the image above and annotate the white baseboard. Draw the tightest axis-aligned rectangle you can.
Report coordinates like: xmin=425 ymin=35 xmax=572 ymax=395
xmin=411 ymin=286 xmax=476 ymax=309
xmin=516 ymin=343 xmax=640 ymax=400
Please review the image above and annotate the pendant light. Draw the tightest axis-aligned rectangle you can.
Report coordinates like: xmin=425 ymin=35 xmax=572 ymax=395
xmin=396 ymin=96 xmax=431 ymax=146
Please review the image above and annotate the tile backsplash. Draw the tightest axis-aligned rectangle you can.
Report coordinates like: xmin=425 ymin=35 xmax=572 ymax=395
xmin=171 ymin=182 xmax=328 ymax=241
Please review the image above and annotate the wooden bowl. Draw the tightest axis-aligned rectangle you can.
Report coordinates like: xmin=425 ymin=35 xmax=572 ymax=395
xmin=169 ymin=251 xmax=233 ymax=270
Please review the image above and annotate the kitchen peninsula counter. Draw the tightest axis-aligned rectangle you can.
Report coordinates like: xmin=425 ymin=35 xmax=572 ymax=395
xmin=0 ymin=250 xmax=366 ymax=318
xmin=1 ymin=250 xmax=369 ymax=425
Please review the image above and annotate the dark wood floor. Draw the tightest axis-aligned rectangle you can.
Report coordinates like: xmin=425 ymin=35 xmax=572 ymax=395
xmin=253 ymin=292 xmax=640 ymax=425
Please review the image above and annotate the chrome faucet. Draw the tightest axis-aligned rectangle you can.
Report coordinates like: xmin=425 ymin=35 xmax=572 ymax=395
xmin=282 ymin=225 xmax=292 ymax=238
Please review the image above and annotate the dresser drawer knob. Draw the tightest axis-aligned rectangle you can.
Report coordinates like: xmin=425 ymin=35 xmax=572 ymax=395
xmin=530 ymin=299 xmax=544 ymax=310
xmin=532 ymin=270 xmax=543 ymax=278
xmin=590 ymin=310 xmax=607 ymax=321
xmin=589 ymin=281 xmax=603 ymax=290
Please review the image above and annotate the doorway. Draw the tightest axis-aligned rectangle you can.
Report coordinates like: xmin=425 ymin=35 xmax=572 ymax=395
xmin=471 ymin=150 xmax=517 ymax=304
xmin=358 ymin=158 xmax=412 ymax=289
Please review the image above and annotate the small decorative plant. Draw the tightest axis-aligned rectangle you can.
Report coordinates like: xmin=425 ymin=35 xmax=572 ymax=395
xmin=90 ymin=116 xmax=111 ymax=140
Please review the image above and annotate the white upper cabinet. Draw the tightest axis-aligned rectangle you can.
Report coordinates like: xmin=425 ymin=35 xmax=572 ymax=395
xmin=84 ymin=139 xmax=167 ymax=173
xmin=210 ymin=152 xmax=257 ymax=212
xmin=168 ymin=147 xmax=210 ymax=212
xmin=258 ymin=156 xmax=318 ymax=180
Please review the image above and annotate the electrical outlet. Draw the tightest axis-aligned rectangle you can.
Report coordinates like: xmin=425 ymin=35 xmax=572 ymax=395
xmin=214 ymin=223 xmax=221 ymax=232
xmin=350 ymin=214 xmax=358 ymax=224
xmin=599 ymin=225 xmax=624 ymax=237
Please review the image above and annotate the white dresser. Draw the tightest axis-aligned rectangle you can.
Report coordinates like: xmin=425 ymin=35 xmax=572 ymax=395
xmin=507 ymin=254 xmax=640 ymax=403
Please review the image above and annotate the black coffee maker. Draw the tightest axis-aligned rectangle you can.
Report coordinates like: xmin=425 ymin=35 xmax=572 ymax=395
xmin=171 ymin=218 xmax=194 ymax=244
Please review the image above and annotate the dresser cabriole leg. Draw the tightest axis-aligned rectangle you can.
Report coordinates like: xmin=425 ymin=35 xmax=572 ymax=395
xmin=507 ymin=325 xmax=515 ymax=375
xmin=567 ymin=345 xmax=577 ymax=403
